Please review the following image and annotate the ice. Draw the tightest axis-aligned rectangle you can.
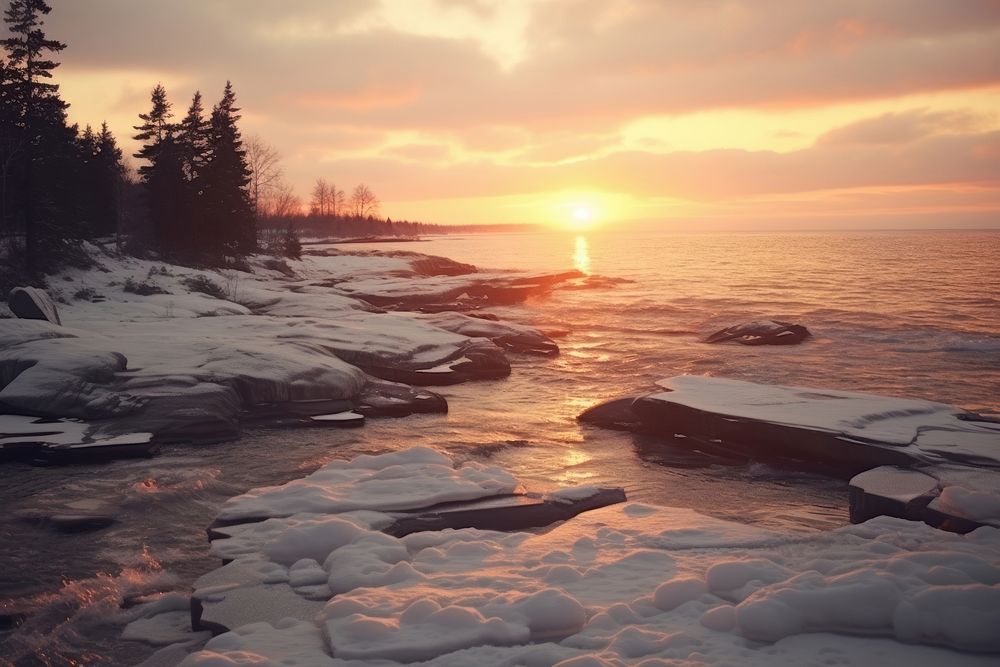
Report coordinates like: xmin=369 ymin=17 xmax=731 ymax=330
xmin=185 ymin=447 xmax=1000 ymax=666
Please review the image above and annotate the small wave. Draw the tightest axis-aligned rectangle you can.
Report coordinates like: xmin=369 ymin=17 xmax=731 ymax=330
xmin=1 ymin=546 xmax=178 ymax=665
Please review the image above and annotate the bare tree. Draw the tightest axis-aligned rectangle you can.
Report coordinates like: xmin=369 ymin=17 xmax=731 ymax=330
xmin=245 ymin=134 xmax=283 ymax=218
xmin=331 ymin=184 xmax=346 ymax=216
xmin=350 ymin=183 xmax=379 ymax=218
xmin=266 ymin=182 xmax=301 ymax=219
xmin=310 ymin=178 xmax=331 ymax=216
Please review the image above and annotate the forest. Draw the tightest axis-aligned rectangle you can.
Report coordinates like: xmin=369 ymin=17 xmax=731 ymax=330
xmin=0 ymin=0 xmax=457 ymax=287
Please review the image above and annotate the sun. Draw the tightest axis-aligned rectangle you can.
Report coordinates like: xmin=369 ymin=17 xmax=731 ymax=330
xmin=568 ymin=204 xmax=596 ymax=230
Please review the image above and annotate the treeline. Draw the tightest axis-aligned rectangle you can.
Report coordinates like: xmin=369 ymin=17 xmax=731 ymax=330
xmin=0 ymin=0 xmax=270 ymax=274
xmin=0 ymin=0 xmax=132 ymax=277
xmin=0 ymin=0 xmax=515 ymax=284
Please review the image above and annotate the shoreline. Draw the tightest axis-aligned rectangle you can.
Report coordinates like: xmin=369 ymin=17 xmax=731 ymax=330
xmin=0 ymin=241 xmax=584 ymax=462
xmin=1 ymin=236 xmax=997 ymax=666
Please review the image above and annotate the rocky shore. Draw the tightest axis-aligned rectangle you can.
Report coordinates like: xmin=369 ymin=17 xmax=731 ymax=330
xmin=0 ymin=242 xmax=581 ymax=461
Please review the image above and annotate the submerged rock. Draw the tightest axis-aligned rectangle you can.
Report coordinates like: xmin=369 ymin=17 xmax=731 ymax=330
xmin=704 ymin=320 xmax=810 ymax=345
xmin=8 ymin=286 xmax=61 ymax=325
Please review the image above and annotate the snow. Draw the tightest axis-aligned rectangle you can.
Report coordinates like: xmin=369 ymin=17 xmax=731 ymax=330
xmin=641 ymin=376 xmax=1000 ymax=470
xmin=183 ymin=447 xmax=1000 ymax=666
xmin=932 ymin=485 xmax=1000 ymax=523
xmin=309 ymin=411 xmax=364 ymax=422
xmin=216 ymin=446 xmax=523 ymax=521
xmin=2 ymin=244 xmax=564 ymax=444
xmin=649 ymin=376 xmax=994 ymax=448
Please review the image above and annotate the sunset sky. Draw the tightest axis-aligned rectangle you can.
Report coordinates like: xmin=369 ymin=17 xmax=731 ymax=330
xmin=42 ymin=0 xmax=1000 ymax=229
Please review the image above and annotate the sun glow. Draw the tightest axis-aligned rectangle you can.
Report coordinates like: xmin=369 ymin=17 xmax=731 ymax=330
xmin=567 ymin=202 xmax=598 ymax=230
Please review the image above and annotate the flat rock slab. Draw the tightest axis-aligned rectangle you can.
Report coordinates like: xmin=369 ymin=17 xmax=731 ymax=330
xmin=385 ymin=487 xmax=627 ymax=536
xmin=0 ymin=414 xmax=157 ymax=463
xmin=8 ymin=286 xmax=61 ymax=325
xmin=849 ymin=466 xmax=939 ymax=524
xmin=584 ymin=376 xmax=1000 ymax=476
xmin=308 ymin=411 xmax=365 ymax=427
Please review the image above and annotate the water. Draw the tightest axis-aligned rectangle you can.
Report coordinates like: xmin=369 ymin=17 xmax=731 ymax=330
xmin=1 ymin=229 xmax=998 ymax=664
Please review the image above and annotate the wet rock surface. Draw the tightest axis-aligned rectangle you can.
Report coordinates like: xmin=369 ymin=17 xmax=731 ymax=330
xmin=704 ymin=320 xmax=811 ymax=345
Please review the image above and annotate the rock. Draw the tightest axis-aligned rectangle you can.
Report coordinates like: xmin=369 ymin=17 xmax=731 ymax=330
xmin=577 ymin=396 xmax=646 ymax=431
xmin=385 ymin=488 xmax=628 ymax=537
xmin=8 ymin=286 xmax=61 ymax=325
xmin=411 ymin=311 xmax=559 ymax=356
xmin=21 ymin=513 xmax=117 ymax=533
xmin=307 ymin=411 xmax=365 ymax=427
xmin=849 ymin=465 xmax=1000 ymax=534
xmin=848 ymin=466 xmax=939 ymax=523
xmin=704 ymin=320 xmax=810 ymax=345
xmin=583 ymin=376 xmax=1000 ymax=477
xmin=356 ymin=380 xmax=447 ymax=417
xmin=363 ymin=339 xmax=511 ymax=386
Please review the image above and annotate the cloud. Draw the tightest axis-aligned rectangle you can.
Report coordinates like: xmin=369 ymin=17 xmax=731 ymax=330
xmin=308 ymin=128 xmax=1000 ymax=202
xmin=32 ymin=1 xmax=1000 ymax=225
xmin=817 ymin=109 xmax=989 ymax=145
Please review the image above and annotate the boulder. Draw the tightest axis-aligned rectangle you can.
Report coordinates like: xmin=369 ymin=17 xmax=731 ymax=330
xmin=704 ymin=320 xmax=809 ymax=345
xmin=8 ymin=286 xmax=61 ymax=325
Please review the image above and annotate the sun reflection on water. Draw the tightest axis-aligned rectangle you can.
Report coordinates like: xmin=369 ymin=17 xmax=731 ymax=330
xmin=573 ymin=235 xmax=590 ymax=274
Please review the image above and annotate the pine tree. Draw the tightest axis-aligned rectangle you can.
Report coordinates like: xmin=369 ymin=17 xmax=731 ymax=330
xmin=178 ymin=91 xmax=209 ymax=183
xmin=0 ymin=56 xmax=19 ymax=243
xmin=133 ymin=84 xmax=185 ymax=255
xmin=202 ymin=81 xmax=254 ymax=259
xmin=92 ymin=122 xmax=124 ymax=237
xmin=2 ymin=0 xmax=69 ymax=274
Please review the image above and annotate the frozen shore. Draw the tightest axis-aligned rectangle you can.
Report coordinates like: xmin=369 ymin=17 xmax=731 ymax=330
xmin=127 ymin=446 xmax=1000 ymax=666
xmin=0 ymin=242 xmax=580 ymax=459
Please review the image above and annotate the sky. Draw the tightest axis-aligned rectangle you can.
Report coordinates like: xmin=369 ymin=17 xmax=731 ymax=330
xmin=35 ymin=0 xmax=1000 ymax=229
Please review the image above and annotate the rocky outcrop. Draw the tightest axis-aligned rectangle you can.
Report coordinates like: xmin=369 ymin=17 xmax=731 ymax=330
xmin=8 ymin=286 xmax=61 ymax=325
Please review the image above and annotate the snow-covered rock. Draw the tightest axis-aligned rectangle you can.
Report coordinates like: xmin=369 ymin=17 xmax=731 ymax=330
xmin=8 ymin=286 xmax=61 ymax=325
xmin=182 ymin=447 xmax=1000 ymax=666
xmin=583 ymin=376 xmax=1000 ymax=474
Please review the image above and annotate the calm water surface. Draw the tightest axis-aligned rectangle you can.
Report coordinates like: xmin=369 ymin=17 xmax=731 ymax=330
xmin=1 ymin=229 xmax=998 ymax=664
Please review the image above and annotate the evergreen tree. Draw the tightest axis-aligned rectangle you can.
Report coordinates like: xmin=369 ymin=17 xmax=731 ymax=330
xmin=175 ymin=91 xmax=210 ymax=254
xmin=202 ymin=81 xmax=254 ymax=259
xmin=2 ymin=0 xmax=70 ymax=274
xmin=178 ymin=90 xmax=209 ymax=183
xmin=133 ymin=84 xmax=185 ymax=255
xmin=0 ymin=56 xmax=18 ymax=239
xmin=92 ymin=121 xmax=124 ymax=237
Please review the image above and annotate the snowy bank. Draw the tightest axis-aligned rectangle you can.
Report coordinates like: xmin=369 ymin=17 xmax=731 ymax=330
xmin=161 ymin=446 xmax=1000 ymax=666
xmin=1 ymin=244 xmax=573 ymax=456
